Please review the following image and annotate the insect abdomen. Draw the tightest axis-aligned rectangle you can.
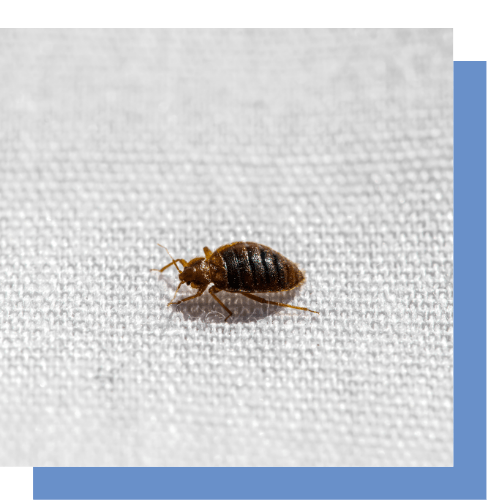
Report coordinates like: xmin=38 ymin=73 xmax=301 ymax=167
xmin=213 ymin=242 xmax=304 ymax=293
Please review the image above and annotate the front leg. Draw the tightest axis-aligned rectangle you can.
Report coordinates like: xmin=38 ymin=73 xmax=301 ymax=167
xmin=170 ymin=285 xmax=207 ymax=306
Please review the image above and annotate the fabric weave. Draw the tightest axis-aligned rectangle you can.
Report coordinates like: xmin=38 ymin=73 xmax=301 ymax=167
xmin=0 ymin=29 xmax=453 ymax=466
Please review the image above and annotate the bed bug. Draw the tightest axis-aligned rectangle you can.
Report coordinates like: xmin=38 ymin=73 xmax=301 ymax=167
xmin=151 ymin=242 xmax=319 ymax=321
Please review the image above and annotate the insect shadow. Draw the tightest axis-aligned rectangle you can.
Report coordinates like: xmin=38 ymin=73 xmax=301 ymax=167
xmin=156 ymin=274 xmax=304 ymax=323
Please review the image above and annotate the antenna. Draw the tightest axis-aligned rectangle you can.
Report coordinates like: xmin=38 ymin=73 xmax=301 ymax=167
xmin=157 ymin=243 xmax=181 ymax=274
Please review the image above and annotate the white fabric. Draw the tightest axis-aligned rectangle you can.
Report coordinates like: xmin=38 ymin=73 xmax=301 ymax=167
xmin=0 ymin=29 xmax=453 ymax=467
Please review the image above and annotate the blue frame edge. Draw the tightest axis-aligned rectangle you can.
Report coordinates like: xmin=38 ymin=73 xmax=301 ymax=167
xmin=453 ymin=60 xmax=487 ymax=497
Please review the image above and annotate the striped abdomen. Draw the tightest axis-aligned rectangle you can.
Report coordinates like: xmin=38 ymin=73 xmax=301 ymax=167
xmin=209 ymin=242 xmax=305 ymax=293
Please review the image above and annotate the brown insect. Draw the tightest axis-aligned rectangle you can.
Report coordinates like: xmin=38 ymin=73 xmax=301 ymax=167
xmin=151 ymin=242 xmax=319 ymax=321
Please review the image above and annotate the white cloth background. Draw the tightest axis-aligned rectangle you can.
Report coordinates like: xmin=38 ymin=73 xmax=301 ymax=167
xmin=0 ymin=29 xmax=453 ymax=467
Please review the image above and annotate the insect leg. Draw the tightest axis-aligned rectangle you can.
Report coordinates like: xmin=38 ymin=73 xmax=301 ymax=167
xmin=167 ymin=281 xmax=185 ymax=306
xmin=169 ymin=285 xmax=207 ymax=306
xmin=209 ymin=286 xmax=233 ymax=322
xmin=203 ymin=247 xmax=213 ymax=259
xmin=150 ymin=259 xmax=188 ymax=273
xmin=237 ymin=292 xmax=319 ymax=315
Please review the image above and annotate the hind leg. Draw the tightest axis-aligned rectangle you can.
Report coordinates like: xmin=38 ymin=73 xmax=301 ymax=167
xmin=237 ymin=292 xmax=319 ymax=315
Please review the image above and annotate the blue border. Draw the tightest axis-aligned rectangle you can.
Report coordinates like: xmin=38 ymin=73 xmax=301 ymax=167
xmin=32 ymin=62 xmax=486 ymax=500
xmin=453 ymin=61 xmax=487 ymax=496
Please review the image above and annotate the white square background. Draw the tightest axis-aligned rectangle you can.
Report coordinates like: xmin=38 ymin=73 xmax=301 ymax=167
xmin=0 ymin=29 xmax=453 ymax=467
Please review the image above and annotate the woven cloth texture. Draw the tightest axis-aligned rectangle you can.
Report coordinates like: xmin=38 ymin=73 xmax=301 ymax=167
xmin=0 ymin=29 xmax=453 ymax=467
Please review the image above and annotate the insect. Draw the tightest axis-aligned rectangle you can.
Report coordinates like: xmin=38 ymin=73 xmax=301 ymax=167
xmin=151 ymin=242 xmax=319 ymax=322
